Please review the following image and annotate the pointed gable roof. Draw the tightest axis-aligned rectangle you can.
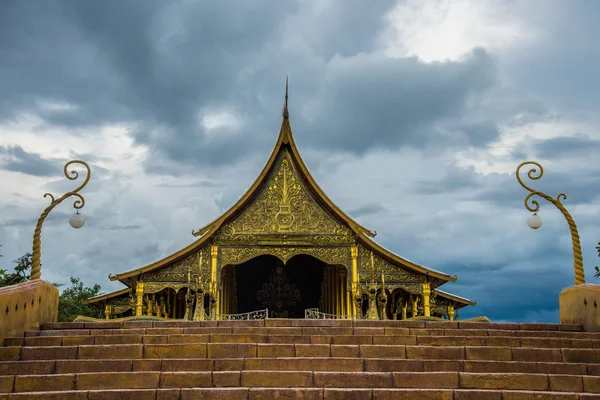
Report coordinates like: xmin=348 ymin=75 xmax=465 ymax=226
xmin=110 ymin=80 xmax=457 ymax=286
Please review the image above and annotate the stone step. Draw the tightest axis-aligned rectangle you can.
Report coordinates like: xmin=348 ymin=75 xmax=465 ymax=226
xmin=6 ymin=334 xmax=600 ymax=348
xmin=28 ymin=326 xmax=594 ymax=339
xmin=1 ymin=371 xmax=599 ymax=392
xmin=39 ymin=320 xmax=584 ymax=332
xmin=1 ymin=344 xmax=599 ymax=363
xmin=1 ymin=358 xmax=599 ymax=375
xmin=1 ymin=388 xmax=599 ymax=400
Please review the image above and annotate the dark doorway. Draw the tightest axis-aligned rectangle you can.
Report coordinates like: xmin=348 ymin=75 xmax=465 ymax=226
xmin=234 ymin=254 xmax=325 ymax=318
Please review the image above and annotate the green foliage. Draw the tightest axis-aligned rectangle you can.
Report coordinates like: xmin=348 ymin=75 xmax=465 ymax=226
xmin=0 ymin=251 xmax=103 ymax=321
xmin=596 ymin=242 xmax=600 ymax=279
xmin=0 ymin=253 xmax=31 ymax=287
xmin=57 ymin=277 xmax=103 ymax=322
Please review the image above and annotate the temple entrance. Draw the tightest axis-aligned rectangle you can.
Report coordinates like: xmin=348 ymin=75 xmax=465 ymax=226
xmin=233 ymin=254 xmax=326 ymax=318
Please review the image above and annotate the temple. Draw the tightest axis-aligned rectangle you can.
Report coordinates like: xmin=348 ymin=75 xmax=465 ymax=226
xmin=84 ymin=81 xmax=475 ymax=321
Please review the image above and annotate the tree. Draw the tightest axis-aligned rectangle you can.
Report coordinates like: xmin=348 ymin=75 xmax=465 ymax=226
xmin=595 ymin=242 xmax=600 ymax=279
xmin=0 ymin=253 xmax=31 ymax=286
xmin=0 ymin=252 xmax=103 ymax=321
xmin=57 ymin=277 xmax=103 ymax=322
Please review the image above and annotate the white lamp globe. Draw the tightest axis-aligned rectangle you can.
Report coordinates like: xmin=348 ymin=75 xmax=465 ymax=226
xmin=69 ymin=212 xmax=85 ymax=229
xmin=527 ymin=213 xmax=542 ymax=229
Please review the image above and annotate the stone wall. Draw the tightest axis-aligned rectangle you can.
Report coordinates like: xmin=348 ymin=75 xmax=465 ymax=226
xmin=560 ymin=283 xmax=600 ymax=332
xmin=0 ymin=280 xmax=59 ymax=343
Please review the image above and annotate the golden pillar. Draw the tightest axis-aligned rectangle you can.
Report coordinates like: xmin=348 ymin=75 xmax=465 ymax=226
xmin=346 ymin=285 xmax=352 ymax=319
xmin=232 ymin=266 xmax=238 ymax=314
xmin=146 ymin=294 xmax=154 ymax=316
xmin=334 ymin=268 xmax=339 ymax=317
xmin=410 ymin=295 xmax=418 ymax=318
xmin=421 ymin=282 xmax=431 ymax=317
xmin=326 ymin=267 xmax=331 ymax=313
xmin=340 ymin=270 xmax=347 ymax=317
xmin=210 ymin=244 xmax=219 ymax=320
xmin=448 ymin=304 xmax=455 ymax=321
xmin=135 ymin=281 xmax=144 ymax=316
xmin=104 ymin=304 xmax=112 ymax=320
xmin=221 ymin=270 xmax=227 ymax=315
xmin=334 ymin=267 xmax=339 ymax=316
xmin=171 ymin=290 xmax=177 ymax=319
xmin=337 ymin=270 xmax=343 ymax=317
xmin=401 ymin=301 xmax=407 ymax=320
xmin=350 ymin=245 xmax=359 ymax=319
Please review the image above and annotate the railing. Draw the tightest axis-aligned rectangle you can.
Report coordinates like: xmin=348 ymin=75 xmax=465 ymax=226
xmin=216 ymin=308 xmax=269 ymax=320
xmin=304 ymin=308 xmax=352 ymax=320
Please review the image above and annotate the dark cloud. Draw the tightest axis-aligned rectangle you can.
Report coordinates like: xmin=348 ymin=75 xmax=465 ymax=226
xmin=348 ymin=203 xmax=388 ymax=218
xmin=0 ymin=210 xmax=71 ymax=227
xmin=531 ymin=134 xmax=600 ymax=159
xmin=103 ymin=223 xmax=143 ymax=231
xmin=157 ymin=180 xmax=223 ymax=188
xmin=1 ymin=1 xmax=598 ymax=324
xmin=301 ymin=49 xmax=498 ymax=153
xmin=411 ymin=165 xmax=482 ymax=195
xmin=476 ymin=169 xmax=600 ymax=209
xmin=0 ymin=145 xmax=62 ymax=176
xmin=0 ymin=0 xmax=507 ymax=174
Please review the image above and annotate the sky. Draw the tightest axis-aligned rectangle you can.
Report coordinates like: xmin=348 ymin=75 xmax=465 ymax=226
xmin=1 ymin=0 xmax=599 ymax=323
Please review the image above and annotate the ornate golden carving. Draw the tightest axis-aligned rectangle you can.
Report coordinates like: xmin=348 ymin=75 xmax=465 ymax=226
xmin=357 ymin=244 xmax=423 ymax=283
xmin=385 ymin=283 xmax=423 ymax=295
xmin=214 ymin=149 xmax=354 ymax=244
xmin=220 ymin=246 xmax=350 ymax=267
xmin=257 ymin=265 xmax=301 ymax=314
xmin=143 ymin=247 xmax=210 ymax=282
xmin=144 ymin=282 xmax=188 ymax=294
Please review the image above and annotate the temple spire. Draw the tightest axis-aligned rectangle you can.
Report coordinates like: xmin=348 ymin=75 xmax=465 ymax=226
xmin=283 ymin=76 xmax=289 ymax=119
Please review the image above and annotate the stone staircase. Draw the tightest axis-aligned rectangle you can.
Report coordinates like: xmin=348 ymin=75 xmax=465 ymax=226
xmin=0 ymin=319 xmax=599 ymax=399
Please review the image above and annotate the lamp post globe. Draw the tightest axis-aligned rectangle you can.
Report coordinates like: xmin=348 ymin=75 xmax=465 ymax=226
xmin=69 ymin=212 xmax=85 ymax=229
xmin=527 ymin=213 xmax=542 ymax=230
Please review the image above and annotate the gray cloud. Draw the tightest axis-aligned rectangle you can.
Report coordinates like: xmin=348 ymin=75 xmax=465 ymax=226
xmin=411 ymin=165 xmax=482 ymax=195
xmin=531 ymin=134 xmax=600 ymax=159
xmin=0 ymin=1 xmax=512 ymax=175
xmin=103 ymin=223 xmax=143 ymax=231
xmin=0 ymin=210 xmax=71 ymax=228
xmin=348 ymin=203 xmax=388 ymax=218
xmin=157 ymin=180 xmax=223 ymax=188
xmin=1 ymin=1 xmax=599 ymax=324
xmin=300 ymin=49 xmax=498 ymax=153
xmin=0 ymin=145 xmax=62 ymax=177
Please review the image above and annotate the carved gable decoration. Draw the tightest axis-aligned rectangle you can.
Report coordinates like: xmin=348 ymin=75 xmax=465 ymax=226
xmin=215 ymin=148 xmax=354 ymax=245
xmin=357 ymin=244 xmax=424 ymax=284
xmin=142 ymin=247 xmax=210 ymax=283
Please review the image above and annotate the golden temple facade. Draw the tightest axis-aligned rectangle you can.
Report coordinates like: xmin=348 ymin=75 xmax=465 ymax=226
xmin=85 ymin=83 xmax=475 ymax=321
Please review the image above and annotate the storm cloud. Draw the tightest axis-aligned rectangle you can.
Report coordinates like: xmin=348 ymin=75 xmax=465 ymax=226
xmin=1 ymin=0 xmax=600 ymax=322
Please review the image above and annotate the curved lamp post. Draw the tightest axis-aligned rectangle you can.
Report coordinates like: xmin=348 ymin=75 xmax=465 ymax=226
xmin=516 ymin=161 xmax=585 ymax=285
xmin=31 ymin=160 xmax=91 ymax=280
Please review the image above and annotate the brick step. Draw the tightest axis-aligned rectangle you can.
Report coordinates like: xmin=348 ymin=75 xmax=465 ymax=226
xmin=40 ymin=320 xmax=584 ymax=331
xmin=6 ymin=334 xmax=600 ymax=348
xmin=2 ymin=344 xmax=599 ymax=363
xmin=1 ymin=358 xmax=599 ymax=376
xmin=1 ymin=388 xmax=599 ymax=400
xmin=27 ymin=327 xmax=596 ymax=339
xmin=1 ymin=371 xmax=599 ymax=393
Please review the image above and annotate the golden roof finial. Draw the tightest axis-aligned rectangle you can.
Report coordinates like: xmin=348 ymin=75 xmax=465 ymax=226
xmin=283 ymin=76 xmax=289 ymax=119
